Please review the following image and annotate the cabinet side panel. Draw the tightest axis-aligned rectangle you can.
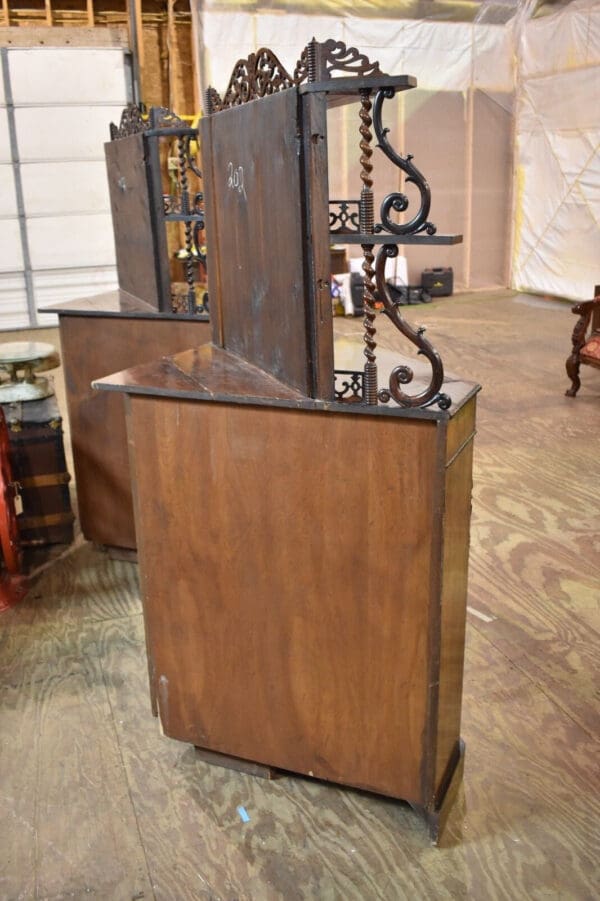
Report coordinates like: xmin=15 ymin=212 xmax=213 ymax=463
xmin=434 ymin=414 xmax=475 ymax=794
xmin=129 ymin=400 xmax=438 ymax=804
xmin=200 ymin=115 xmax=224 ymax=348
xmin=445 ymin=398 xmax=476 ymax=464
xmin=300 ymin=92 xmax=334 ymax=400
xmin=59 ymin=314 xmax=210 ymax=548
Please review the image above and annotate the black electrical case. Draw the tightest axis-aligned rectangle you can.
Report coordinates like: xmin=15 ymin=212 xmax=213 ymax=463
xmin=421 ymin=267 xmax=453 ymax=297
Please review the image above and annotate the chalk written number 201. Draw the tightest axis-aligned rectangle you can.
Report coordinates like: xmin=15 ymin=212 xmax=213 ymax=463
xmin=227 ymin=162 xmax=245 ymax=197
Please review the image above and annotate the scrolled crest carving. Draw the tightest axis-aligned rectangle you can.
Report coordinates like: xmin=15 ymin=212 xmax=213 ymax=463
xmin=109 ymin=105 xmax=190 ymax=140
xmin=320 ymin=39 xmax=382 ymax=79
xmin=109 ymin=104 xmax=148 ymax=140
xmin=207 ymin=47 xmax=298 ymax=113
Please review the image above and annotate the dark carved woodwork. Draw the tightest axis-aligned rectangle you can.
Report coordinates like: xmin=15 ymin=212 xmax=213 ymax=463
xmin=109 ymin=103 xmax=148 ymax=140
xmin=376 ymin=246 xmax=450 ymax=410
xmin=358 ymin=90 xmax=378 ymax=406
xmin=146 ymin=106 xmax=186 ymax=130
xmin=334 ymin=370 xmax=363 ymax=401
xmin=329 ymin=200 xmax=361 ymax=234
xmin=565 ymin=289 xmax=600 ymax=397
xmin=312 ymin=38 xmax=383 ymax=81
xmin=204 ymin=40 xmax=462 ymax=410
xmin=205 ymin=38 xmax=383 ymax=113
xmin=372 ymin=87 xmax=436 ymax=237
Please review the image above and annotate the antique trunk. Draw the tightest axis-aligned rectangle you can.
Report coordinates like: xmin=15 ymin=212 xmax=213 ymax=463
xmin=3 ymin=396 xmax=75 ymax=545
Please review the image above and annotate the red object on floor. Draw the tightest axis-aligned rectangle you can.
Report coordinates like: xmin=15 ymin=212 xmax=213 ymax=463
xmin=0 ymin=408 xmax=27 ymax=611
xmin=0 ymin=572 xmax=28 ymax=612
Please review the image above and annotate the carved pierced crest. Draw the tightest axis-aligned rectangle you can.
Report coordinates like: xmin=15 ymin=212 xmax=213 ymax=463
xmin=205 ymin=39 xmax=384 ymax=113
xmin=109 ymin=104 xmax=149 ymax=140
xmin=110 ymin=105 xmax=189 ymax=140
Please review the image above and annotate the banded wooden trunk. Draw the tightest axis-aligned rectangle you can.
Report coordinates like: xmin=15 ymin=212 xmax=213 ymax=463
xmin=2 ymin=397 xmax=75 ymax=546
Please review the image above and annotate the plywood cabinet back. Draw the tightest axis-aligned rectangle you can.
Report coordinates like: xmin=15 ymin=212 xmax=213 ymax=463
xmin=105 ymin=134 xmax=161 ymax=309
xmin=130 ymin=397 xmax=444 ymax=805
xmin=201 ymin=88 xmax=333 ymax=397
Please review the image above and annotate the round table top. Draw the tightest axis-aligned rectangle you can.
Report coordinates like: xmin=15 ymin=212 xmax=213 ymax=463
xmin=0 ymin=342 xmax=57 ymax=364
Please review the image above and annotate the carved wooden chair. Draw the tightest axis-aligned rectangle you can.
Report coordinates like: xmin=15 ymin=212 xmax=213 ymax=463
xmin=565 ymin=284 xmax=600 ymax=396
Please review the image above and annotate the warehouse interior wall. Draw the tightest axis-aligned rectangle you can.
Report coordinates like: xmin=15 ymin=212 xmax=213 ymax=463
xmin=512 ymin=0 xmax=600 ymax=301
xmin=0 ymin=41 xmax=131 ymax=328
xmin=196 ymin=7 xmax=515 ymax=290
xmin=1 ymin=0 xmax=599 ymax=328
xmin=194 ymin=0 xmax=600 ymax=299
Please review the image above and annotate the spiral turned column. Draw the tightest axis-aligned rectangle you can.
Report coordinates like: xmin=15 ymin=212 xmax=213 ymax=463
xmin=178 ymin=136 xmax=196 ymax=314
xmin=359 ymin=90 xmax=377 ymax=405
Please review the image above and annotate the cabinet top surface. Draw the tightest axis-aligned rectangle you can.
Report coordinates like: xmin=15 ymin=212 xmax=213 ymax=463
xmin=94 ymin=342 xmax=479 ymax=421
xmin=40 ymin=290 xmax=209 ymax=323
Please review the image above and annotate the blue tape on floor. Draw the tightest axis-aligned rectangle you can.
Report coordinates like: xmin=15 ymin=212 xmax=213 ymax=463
xmin=237 ymin=805 xmax=250 ymax=823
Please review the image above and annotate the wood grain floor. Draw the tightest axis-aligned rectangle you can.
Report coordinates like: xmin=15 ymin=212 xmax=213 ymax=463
xmin=1 ymin=290 xmax=599 ymax=900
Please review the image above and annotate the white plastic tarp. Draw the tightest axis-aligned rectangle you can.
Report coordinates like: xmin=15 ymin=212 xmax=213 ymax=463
xmin=512 ymin=0 xmax=600 ymax=300
xmin=197 ymin=0 xmax=600 ymax=300
xmin=198 ymin=7 xmax=515 ymax=290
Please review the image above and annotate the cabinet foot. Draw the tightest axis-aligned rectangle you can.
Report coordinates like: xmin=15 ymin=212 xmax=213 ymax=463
xmin=194 ymin=745 xmax=281 ymax=780
xmin=414 ymin=738 xmax=465 ymax=845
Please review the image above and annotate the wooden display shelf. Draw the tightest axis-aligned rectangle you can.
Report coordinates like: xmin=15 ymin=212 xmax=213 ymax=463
xmin=330 ymin=233 xmax=463 ymax=245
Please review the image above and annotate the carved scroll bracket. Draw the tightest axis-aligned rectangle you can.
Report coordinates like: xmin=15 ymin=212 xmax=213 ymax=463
xmin=372 ymin=87 xmax=437 ymax=237
xmin=375 ymin=246 xmax=451 ymax=410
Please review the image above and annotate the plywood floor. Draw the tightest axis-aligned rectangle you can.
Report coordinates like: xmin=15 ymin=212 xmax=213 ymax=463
xmin=1 ymin=290 xmax=599 ymax=900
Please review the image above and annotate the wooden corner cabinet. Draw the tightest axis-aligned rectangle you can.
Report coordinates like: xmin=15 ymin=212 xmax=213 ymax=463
xmin=53 ymin=294 xmax=210 ymax=549
xmin=44 ymin=107 xmax=211 ymax=550
xmin=95 ymin=40 xmax=479 ymax=842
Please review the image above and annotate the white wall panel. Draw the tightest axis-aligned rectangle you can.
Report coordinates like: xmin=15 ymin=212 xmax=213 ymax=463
xmin=0 ymin=164 xmax=18 ymax=217
xmin=0 ymin=273 xmax=29 ymax=329
xmin=15 ymin=105 xmax=122 ymax=162
xmin=28 ymin=213 xmax=116 ymax=270
xmin=21 ymin=161 xmax=111 ymax=216
xmin=34 ymin=265 xmax=118 ymax=315
xmin=8 ymin=48 xmax=128 ymax=106
xmin=0 ymin=108 xmax=11 ymax=164
xmin=0 ymin=220 xmax=24 ymax=272
xmin=0 ymin=46 xmax=129 ymax=328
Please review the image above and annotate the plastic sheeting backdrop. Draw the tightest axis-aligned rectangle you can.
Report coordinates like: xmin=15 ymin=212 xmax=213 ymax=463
xmin=194 ymin=0 xmax=599 ymax=301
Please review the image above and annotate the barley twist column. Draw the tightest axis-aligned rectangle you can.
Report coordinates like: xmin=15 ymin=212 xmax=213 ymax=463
xmin=359 ymin=90 xmax=377 ymax=404
xmin=178 ymin=136 xmax=196 ymax=314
